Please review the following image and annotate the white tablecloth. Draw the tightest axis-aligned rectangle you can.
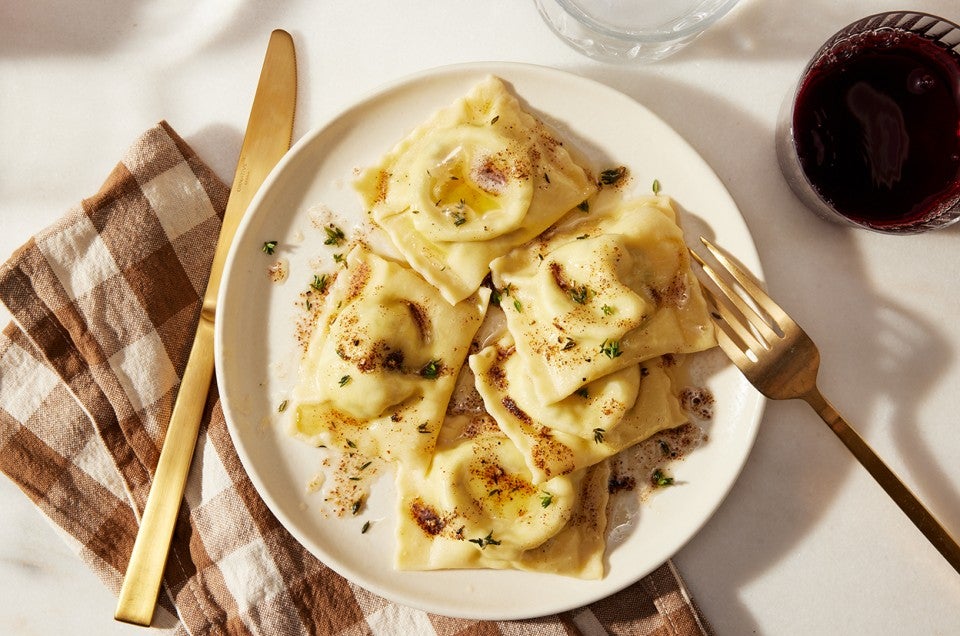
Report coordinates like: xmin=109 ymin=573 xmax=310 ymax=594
xmin=2 ymin=1 xmax=959 ymax=633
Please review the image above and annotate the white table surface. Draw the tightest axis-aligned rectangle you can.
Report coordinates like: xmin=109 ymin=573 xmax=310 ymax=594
xmin=2 ymin=1 xmax=959 ymax=634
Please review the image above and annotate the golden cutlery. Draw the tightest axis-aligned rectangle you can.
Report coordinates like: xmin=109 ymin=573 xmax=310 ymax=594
xmin=114 ymin=29 xmax=297 ymax=626
xmin=691 ymin=237 xmax=960 ymax=575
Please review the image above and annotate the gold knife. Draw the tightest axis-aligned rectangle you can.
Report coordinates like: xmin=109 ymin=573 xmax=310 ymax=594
xmin=114 ymin=29 xmax=297 ymax=627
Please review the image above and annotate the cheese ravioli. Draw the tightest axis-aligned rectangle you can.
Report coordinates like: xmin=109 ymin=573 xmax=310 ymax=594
xmin=291 ymin=244 xmax=489 ymax=467
xmin=490 ymin=195 xmax=715 ymax=404
xmin=471 ymin=336 xmax=688 ymax=483
xmin=356 ymin=76 xmax=596 ymax=304
xmin=395 ymin=413 xmax=609 ymax=578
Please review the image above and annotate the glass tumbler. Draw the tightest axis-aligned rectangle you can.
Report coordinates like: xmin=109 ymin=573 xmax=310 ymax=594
xmin=776 ymin=12 xmax=960 ymax=234
xmin=534 ymin=0 xmax=741 ymax=63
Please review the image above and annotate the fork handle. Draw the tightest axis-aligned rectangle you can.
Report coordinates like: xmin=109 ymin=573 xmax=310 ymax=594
xmin=804 ymin=388 xmax=960 ymax=575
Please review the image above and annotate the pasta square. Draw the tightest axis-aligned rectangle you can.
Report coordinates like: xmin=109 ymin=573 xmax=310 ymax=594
xmin=490 ymin=195 xmax=715 ymax=404
xmin=356 ymin=76 xmax=596 ymax=304
xmin=291 ymin=244 xmax=489 ymax=467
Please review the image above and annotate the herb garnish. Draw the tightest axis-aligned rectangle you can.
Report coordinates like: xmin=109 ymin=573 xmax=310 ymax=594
xmin=361 ymin=520 xmax=371 ymax=534
xmin=491 ymin=283 xmax=514 ymax=307
xmin=570 ymin=285 xmax=591 ymax=304
xmin=600 ymin=339 xmax=622 ymax=359
xmin=562 ymin=337 xmax=577 ymax=351
xmin=593 ymin=428 xmax=606 ymax=444
xmin=469 ymin=532 xmax=501 ymax=549
xmin=539 ymin=492 xmax=554 ymax=508
xmin=652 ymin=178 xmax=662 ymax=194
xmin=575 ymin=387 xmax=589 ymax=398
xmin=577 ymin=200 xmax=590 ymax=212
xmin=310 ymin=274 xmax=328 ymax=293
xmin=420 ymin=359 xmax=442 ymax=379
xmin=277 ymin=400 xmax=288 ymax=413
xmin=601 ymin=304 xmax=615 ymax=315
xmin=490 ymin=115 xmax=500 ymax=124
xmin=261 ymin=240 xmax=278 ymax=255
xmin=417 ymin=422 xmax=430 ymax=434
xmin=513 ymin=298 xmax=523 ymax=313
xmin=324 ymin=224 xmax=346 ymax=246
xmin=452 ymin=210 xmax=467 ymax=226
xmin=599 ymin=165 xmax=627 ymax=187
xmin=351 ymin=499 xmax=363 ymax=515
xmin=339 ymin=375 xmax=351 ymax=387
xmin=651 ymin=468 xmax=675 ymax=487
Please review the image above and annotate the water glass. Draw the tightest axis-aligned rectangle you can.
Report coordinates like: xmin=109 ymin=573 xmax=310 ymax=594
xmin=534 ymin=0 xmax=741 ymax=63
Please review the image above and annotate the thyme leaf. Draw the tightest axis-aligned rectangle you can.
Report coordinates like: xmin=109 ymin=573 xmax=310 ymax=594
xmin=599 ymin=165 xmax=627 ymax=187
xmin=468 ymin=531 xmax=501 ymax=549
xmin=570 ymin=285 xmax=591 ymax=305
xmin=310 ymin=274 xmax=328 ymax=294
xmin=652 ymin=468 xmax=675 ymax=487
xmin=420 ymin=359 xmax=442 ymax=379
xmin=600 ymin=339 xmax=622 ymax=359
xmin=324 ymin=224 xmax=346 ymax=246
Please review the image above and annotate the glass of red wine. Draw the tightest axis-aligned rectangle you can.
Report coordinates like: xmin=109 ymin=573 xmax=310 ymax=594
xmin=777 ymin=12 xmax=960 ymax=234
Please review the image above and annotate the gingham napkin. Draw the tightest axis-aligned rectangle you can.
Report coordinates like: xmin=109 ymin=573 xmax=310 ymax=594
xmin=0 ymin=122 xmax=712 ymax=636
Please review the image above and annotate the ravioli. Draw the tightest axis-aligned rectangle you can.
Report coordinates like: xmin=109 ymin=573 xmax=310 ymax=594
xmin=471 ymin=336 xmax=688 ymax=483
xmin=490 ymin=194 xmax=715 ymax=404
xmin=395 ymin=413 xmax=609 ymax=578
xmin=291 ymin=244 xmax=489 ymax=467
xmin=355 ymin=75 xmax=597 ymax=304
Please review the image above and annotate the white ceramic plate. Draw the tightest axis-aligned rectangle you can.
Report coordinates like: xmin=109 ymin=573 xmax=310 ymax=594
xmin=215 ymin=62 xmax=764 ymax=620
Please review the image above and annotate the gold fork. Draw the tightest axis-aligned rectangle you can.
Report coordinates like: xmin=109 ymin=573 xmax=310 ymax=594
xmin=691 ymin=237 xmax=960 ymax=575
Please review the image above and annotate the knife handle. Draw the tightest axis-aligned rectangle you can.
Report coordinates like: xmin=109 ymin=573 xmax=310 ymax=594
xmin=114 ymin=319 xmax=215 ymax=626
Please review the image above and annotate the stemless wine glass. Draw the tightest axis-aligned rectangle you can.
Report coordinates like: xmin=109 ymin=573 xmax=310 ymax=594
xmin=533 ymin=0 xmax=741 ymax=63
xmin=776 ymin=12 xmax=960 ymax=234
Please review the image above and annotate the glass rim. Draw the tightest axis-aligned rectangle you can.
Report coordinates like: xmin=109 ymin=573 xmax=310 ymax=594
xmin=551 ymin=0 xmax=741 ymax=44
xmin=816 ymin=11 xmax=960 ymax=58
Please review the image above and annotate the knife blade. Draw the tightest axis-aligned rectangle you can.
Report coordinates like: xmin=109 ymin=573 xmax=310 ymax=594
xmin=114 ymin=29 xmax=297 ymax=627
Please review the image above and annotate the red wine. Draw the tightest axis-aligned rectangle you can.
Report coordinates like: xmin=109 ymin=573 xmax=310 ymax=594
xmin=792 ymin=27 xmax=960 ymax=230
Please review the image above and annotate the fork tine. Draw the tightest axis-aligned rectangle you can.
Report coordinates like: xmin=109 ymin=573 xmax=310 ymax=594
xmin=714 ymin=319 xmax=755 ymax=369
xmin=689 ymin=248 xmax=780 ymax=347
xmin=700 ymin=237 xmax=791 ymax=329
xmin=699 ymin=283 xmax=766 ymax=355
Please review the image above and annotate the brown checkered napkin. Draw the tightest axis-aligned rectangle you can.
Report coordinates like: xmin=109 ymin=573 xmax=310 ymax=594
xmin=0 ymin=122 xmax=712 ymax=636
